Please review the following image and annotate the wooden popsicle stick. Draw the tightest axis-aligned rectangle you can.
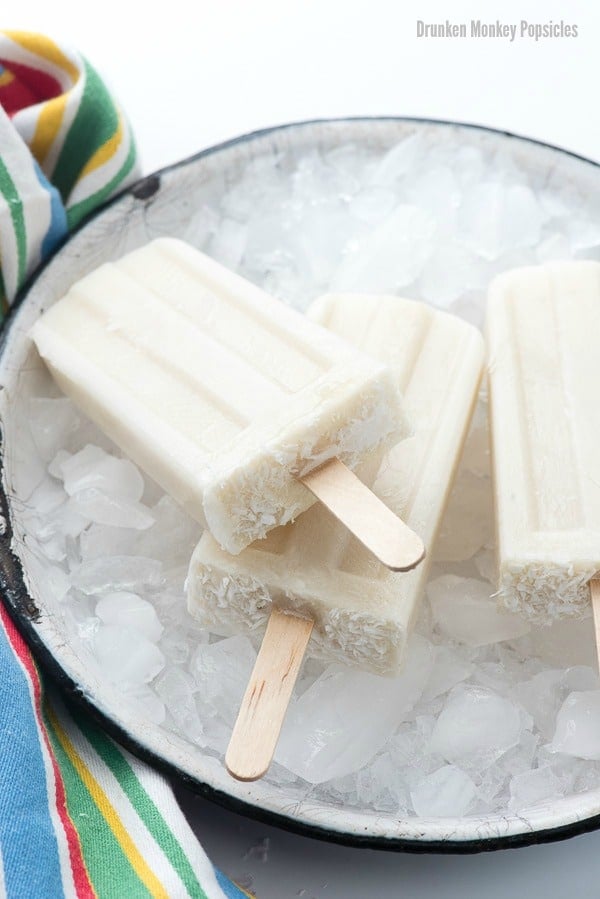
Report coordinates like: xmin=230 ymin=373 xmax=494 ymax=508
xmin=300 ymin=457 xmax=425 ymax=572
xmin=590 ymin=579 xmax=600 ymax=673
xmin=226 ymin=608 xmax=314 ymax=782
xmin=227 ymin=459 xmax=426 ymax=781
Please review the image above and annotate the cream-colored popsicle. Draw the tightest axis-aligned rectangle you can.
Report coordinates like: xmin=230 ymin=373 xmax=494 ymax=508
xmin=31 ymin=238 xmax=408 ymax=555
xmin=487 ymin=261 xmax=600 ymax=622
xmin=188 ymin=294 xmax=485 ymax=675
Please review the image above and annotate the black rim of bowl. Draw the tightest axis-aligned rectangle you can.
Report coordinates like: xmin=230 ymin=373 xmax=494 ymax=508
xmin=1 ymin=115 xmax=600 ymax=854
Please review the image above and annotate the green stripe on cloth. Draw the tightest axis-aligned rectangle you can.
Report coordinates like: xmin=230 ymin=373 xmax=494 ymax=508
xmin=44 ymin=702 xmax=155 ymax=899
xmin=52 ymin=58 xmax=118 ymax=205
xmin=0 ymin=157 xmax=26 ymax=286
xmin=0 ymin=270 xmax=8 ymax=315
xmin=75 ymin=711 xmax=209 ymax=899
xmin=66 ymin=133 xmax=137 ymax=229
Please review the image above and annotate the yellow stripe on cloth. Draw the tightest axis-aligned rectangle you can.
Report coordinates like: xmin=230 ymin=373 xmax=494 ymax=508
xmin=5 ymin=31 xmax=80 ymax=81
xmin=48 ymin=706 xmax=170 ymax=899
xmin=5 ymin=32 xmax=81 ymax=166
xmin=80 ymin=116 xmax=124 ymax=178
xmin=0 ymin=69 xmax=14 ymax=86
xmin=30 ymin=94 xmax=69 ymax=167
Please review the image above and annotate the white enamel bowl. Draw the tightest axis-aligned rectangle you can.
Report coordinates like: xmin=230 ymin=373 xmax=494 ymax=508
xmin=2 ymin=118 xmax=600 ymax=852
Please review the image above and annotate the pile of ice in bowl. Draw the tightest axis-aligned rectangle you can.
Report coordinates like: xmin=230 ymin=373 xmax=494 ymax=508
xmin=14 ymin=130 xmax=600 ymax=818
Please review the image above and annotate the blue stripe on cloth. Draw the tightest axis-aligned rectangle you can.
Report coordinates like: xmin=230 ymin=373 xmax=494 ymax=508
xmin=33 ymin=160 xmax=68 ymax=260
xmin=215 ymin=868 xmax=252 ymax=898
xmin=0 ymin=624 xmax=65 ymax=899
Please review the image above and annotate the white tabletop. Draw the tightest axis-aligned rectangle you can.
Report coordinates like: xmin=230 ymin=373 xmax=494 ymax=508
xmin=7 ymin=2 xmax=600 ymax=895
xmin=175 ymin=784 xmax=600 ymax=899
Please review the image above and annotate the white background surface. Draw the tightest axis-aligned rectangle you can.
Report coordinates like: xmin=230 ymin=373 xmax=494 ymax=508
xmin=9 ymin=2 xmax=600 ymax=895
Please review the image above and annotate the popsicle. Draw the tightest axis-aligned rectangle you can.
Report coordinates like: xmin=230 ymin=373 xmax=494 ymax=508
xmin=188 ymin=293 xmax=485 ymax=778
xmin=31 ymin=237 xmax=418 ymax=562
xmin=487 ymin=261 xmax=600 ymax=628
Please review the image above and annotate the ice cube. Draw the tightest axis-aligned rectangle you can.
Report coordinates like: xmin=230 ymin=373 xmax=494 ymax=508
xmin=370 ymin=134 xmax=426 ymax=185
xmin=198 ymin=714 xmax=233 ymax=756
xmin=244 ymin=213 xmax=293 ymax=273
xmin=221 ymin=155 xmax=285 ymax=221
xmin=33 ymin=494 xmax=89 ymax=562
xmin=95 ymin=592 xmax=163 ymax=642
xmin=29 ymin=478 xmax=68 ymax=516
xmin=422 ymin=645 xmax=473 ymax=701
xmin=159 ymin=625 xmax=197 ymax=665
xmin=276 ymin=635 xmax=434 ymax=783
xmin=326 ymin=143 xmax=372 ymax=182
xmin=551 ymin=691 xmax=600 ymax=760
xmin=355 ymin=753 xmax=405 ymax=812
xmin=61 ymin=445 xmax=145 ymax=503
xmin=500 ymin=730 xmax=540 ymax=777
xmin=538 ymin=184 xmax=572 ymax=219
xmin=134 ymin=495 xmax=201 ymax=564
xmin=418 ymin=242 xmax=486 ymax=307
xmin=407 ymin=166 xmax=462 ymax=225
xmin=155 ymin=667 xmax=205 ymax=745
xmin=207 ymin=217 xmax=247 ymax=270
xmin=68 ymin=489 xmax=154 ymax=530
xmin=191 ymin=635 xmax=257 ymax=726
xmin=410 ymin=765 xmax=476 ymax=817
xmin=71 ymin=556 xmax=163 ymax=594
xmin=291 ymin=150 xmax=349 ymax=201
xmin=473 ymin=659 xmax=517 ymax=698
xmin=459 ymin=182 xmax=506 ymax=260
xmin=348 ymin=187 xmax=397 ymax=225
xmin=35 ymin=500 xmax=89 ymax=542
xmin=93 ymin=625 xmax=165 ymax=688
xmin=389 ymin=717 xmax=440 ymax=772
xmin=48 ymin=449 xmax=72 ymax=479
xmin=123 ymin=685 xmax=166 ymax=725
xmin=514 ymin=669 xmax=563 ymax=739
xmin=183 ymin=204 xmax=219 ymax=249
xmin=332 ymin=205 xmax=435 ymax=292
xmin=26 ymin=555 xmax=71 ymax=604
xmin=454 ymin=146 xmax=485 ymax=187
xmin=427 ymin=575 xmax=530 ymax=646
xmin=475 ymin=765 xmax=510 ymax=808
xmin=573 ymin=763 xmax=600 ymax=793
xmin=11 ymin=382 xmax=53 ymax=501
xmin=80 ymin=524 xmax=139 ymax=560
xmin=288 ymin=201 xmax=354 ymax=286
xmin=503 ymin=184 xmax=544 ymax=248
xmin=460 ymin=182 xmax=542 ymax=260
xmin=430 ymin=685 xmax=522 ymax=763
xmin=509 ymin=766 xmax=562 ymax=810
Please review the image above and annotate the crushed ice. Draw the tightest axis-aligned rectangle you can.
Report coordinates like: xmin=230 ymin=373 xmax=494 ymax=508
xmin=14 ymin=131 xmax=600 ymax=820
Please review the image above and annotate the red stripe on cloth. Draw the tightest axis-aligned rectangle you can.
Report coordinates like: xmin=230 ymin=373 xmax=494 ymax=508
xmin=0 ymin=76 xmax=38 ymax=116
xmin=0 ymin=58 xmax=62 ymax=114
xmin=0 ymin=604 xmax=97 ymax=898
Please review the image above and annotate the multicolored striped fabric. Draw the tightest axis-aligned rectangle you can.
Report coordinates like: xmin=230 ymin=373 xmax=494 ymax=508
xmin=0 ymin=604 xmax=249 ymax=899
xmin=0 ymin=32 xmax=252 ymax=899
xmin=0 ymin=30 xmax=138 ymax=310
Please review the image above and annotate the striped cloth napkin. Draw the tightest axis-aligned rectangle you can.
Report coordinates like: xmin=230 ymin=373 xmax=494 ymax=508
xmin=0 ymin=31 xmax=251 ymax=899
